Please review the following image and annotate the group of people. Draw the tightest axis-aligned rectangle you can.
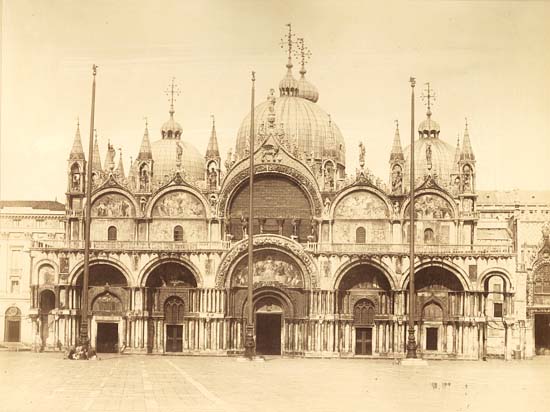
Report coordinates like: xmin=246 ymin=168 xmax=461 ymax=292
xmin=65 ymin=345 xmax=98 ymax=360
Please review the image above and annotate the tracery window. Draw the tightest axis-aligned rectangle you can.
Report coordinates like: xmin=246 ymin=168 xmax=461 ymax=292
xmin=535 ymin=264 xmax=550 ymax=294
xmin=354 ymin=299 xmax=375 ymax=325
xmin=422 ymin=302 xmax=443 ymax=321
xmin=165 ymin=297 xmax=185 ymax=324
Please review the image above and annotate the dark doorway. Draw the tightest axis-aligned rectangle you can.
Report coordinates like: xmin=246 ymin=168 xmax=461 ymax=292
xmin=355 ymin=327 xmax=372 ymax=355
xmin=426 ymin=327 xmax=438 ymax=351
xmin=5 ymin=320 xmax=20 ymax=342
xmin=535 ymin=314 xmax=550 ymax=354
xmin=96 ymin=323 xmax=118 ymax=353
xmin=166 ymin=325 xmax=183 ymax=352
xmin=256 ymin=314 xmax=281 ymax=355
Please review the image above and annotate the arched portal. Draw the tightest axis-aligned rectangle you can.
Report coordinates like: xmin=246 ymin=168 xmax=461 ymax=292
xmin=75 ymin=264 xmax=129 ymax=287
xmin=4 ymin=307 xmax=21 ymax=342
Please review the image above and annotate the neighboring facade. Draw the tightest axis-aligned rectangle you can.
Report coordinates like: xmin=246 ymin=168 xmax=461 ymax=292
xmin=0 ymin=201 xmax=65 ymax=348
xmin=28 ymin=38 xmax=550 ymax=359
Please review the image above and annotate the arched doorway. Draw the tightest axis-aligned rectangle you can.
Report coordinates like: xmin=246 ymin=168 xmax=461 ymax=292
xmin=4 ymin=307 xmax=21 ymax=342
xmin=39 ymin=289 xmax=56 ymax=348
xmin=255 ymin=296 xmax=283 ymax=355
xmin=76 ymin=263 xmax=129 ymax=353
xmin=145 ymin=262 xmax=198 ymax=353
xmin=337 ymin=263 xmax=393 ymax=355
xmin=408 ymin=266 xmax=465 ymax=355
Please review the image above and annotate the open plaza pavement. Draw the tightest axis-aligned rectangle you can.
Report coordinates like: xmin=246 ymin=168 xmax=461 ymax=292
xmin=1 ymin=352 xmax=549 ymax=412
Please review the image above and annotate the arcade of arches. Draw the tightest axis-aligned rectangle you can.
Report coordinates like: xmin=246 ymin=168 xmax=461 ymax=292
xmin=27 ymin=255 xmax=515 ymax=358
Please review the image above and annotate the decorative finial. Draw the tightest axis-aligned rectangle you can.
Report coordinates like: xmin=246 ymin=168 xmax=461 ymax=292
xmin=465 ymin=117 xmax=469 ymax=130
xmin=280 ymin=23 xmax=295 ymax=68
xmin=252 ymin=71 xmax=255 ymax=83
xmin=165 ymin=77 xmax=181 ymax=116
xmin=421 ymin=82 xmax=436 ymax=115
xmin=295 ymin=37 xmax=312 ymax=75
xmin=409 ymin=77 xmax=416 ymax=88
xmin=426 ymin=143 xmax=433 ymax=171
xmin=94 ymin=128 xmax=98 ymax=140
xmin=328 ymin=114 xmax=332 ymax=127
xmin=211 ymin=114 xmax=215 ymax=128
xmin=92 ymin=64 xmax=98 ymax=76
xmin=76 ymin=117 xmax=80 ymax=128
xmin=144 ymin=116 xmax=148 ymax=129
xmin=395 ymin=119 xmax=399 ymax=130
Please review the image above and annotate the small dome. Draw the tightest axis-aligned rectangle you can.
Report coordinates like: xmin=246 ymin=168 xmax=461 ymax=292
xmin=297 ymin=76 xmax=319 ymax=103
xmin=418 ymin=110 xmax=440 ymax=137
xmin=151 ymin=139 xmax=204 ymax=184
xmin=279 ymin=64 xmax=299 ymax=97
xmin=161 ymin=113 xmax=183 ymax=139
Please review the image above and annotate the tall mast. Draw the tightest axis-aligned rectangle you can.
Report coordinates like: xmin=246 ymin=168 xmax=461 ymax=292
xmin=80 ymin=64 xmax=97 ymax=348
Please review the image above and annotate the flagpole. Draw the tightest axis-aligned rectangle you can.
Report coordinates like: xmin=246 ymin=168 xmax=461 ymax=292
xmin=406 ymin=76 xmax=418 ymax=358
xmin=244 ymin=71 xmax=256 ymax=358
xmin=80 ymin=64 xmax=97 ymax=349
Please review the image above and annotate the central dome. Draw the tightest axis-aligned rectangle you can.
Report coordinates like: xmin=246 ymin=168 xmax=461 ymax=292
xmin=235 ymin=95 xmax=346 ymax=166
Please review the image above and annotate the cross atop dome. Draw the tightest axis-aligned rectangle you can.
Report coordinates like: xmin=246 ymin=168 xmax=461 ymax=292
xmin=280 ymin=23 xmax=296 ymax=69
xmin=165 ymin=77 xmax=181 ymax=116
xmin=295 ymin=37 xmax=312 ymax=75
xmin=421 ymin=82 xmax=436 ymax=115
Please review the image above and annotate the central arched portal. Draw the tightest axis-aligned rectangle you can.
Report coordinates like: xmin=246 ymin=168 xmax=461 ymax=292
xmin=255 ymin=296 xmax=283 ymax=355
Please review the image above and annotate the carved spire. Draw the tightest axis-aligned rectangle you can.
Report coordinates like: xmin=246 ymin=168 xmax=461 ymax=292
xmin=91 ymin=129 xmax=102 ymax=171
xmin=389 ymin=120 xmax=404 ymax=162
xmin=69 ymin=118 xmax=85 ymax=160
xmin=206 ymin=114 xmax=220 ymax=160
xmin=453 ymin=133 xmax=461 ymax=172
xmin=460 ymin=117 xmax=475 ymax=161
xmin=138 ymin=118 xmax=153 ymax=161
xmin=116 ymin=148 xmax=125 ymax=178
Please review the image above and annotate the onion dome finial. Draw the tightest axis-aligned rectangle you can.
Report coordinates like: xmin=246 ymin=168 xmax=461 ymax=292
xmin=278 ymin=23 xmax=299 ymax=96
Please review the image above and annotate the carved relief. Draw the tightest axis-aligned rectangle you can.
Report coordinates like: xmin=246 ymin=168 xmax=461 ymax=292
xmin=231 ymin=250 xmax=303 ymax=288
xmin=92 ymin=194 xmax=135 ymax=217
xmin=406 ymin=194 xmax=453 ymax=219
xmin=335 ymin=191 xmax=389 ymax=219
xmin=39 ymin=265 xmax=55 ymax=285
xmin=152 ymin=191 xmax=205 ymax=218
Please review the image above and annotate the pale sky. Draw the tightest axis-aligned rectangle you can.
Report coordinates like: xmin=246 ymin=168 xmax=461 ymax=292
xmin=1 ymin=0 xmax=549 ymax=202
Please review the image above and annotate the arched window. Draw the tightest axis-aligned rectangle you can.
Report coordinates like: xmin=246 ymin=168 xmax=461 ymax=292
xmin=356 ymin=227 xmax=366 ymax=244
xmin=354 ymin=299 xmax=375 ymax=325
xmin=165 ymin=297 xmax=185 ymax=323
xmin=424 ymin=228 xmax=435 ymax=243
xmin=107 ymin=226 xmax=117 ymax=241
xmin=173 ymin=225 xmax=184 ymax=242
xmin=422 ymin=302 xmax=443 ymax=321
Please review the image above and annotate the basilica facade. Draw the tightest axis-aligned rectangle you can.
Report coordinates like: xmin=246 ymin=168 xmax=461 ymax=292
xmin=27 ymin=36 xmax=550 ymax=360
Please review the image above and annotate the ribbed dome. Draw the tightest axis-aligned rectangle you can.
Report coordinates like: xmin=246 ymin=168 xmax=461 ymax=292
xmin=161 ymin=114 xmax=183 ymax=139
xmin=151 ymin=139 xmax=204 ymax=184
xmin=235 ymin=95 xmax=346 ymax=166
xmin=403 ymin=137 xmax=456 ymax=190
xmin=279 ymin=67 xmax=299 ymax=97
xmin=297 ymin=76 xmax=319 ymax=103
xmin=418 ymin=110 xmax=440 ymax=137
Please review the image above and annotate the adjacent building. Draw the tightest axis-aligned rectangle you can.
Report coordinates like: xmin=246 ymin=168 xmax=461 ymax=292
xmin=0 ymin=201 xmax=65 ymax=348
